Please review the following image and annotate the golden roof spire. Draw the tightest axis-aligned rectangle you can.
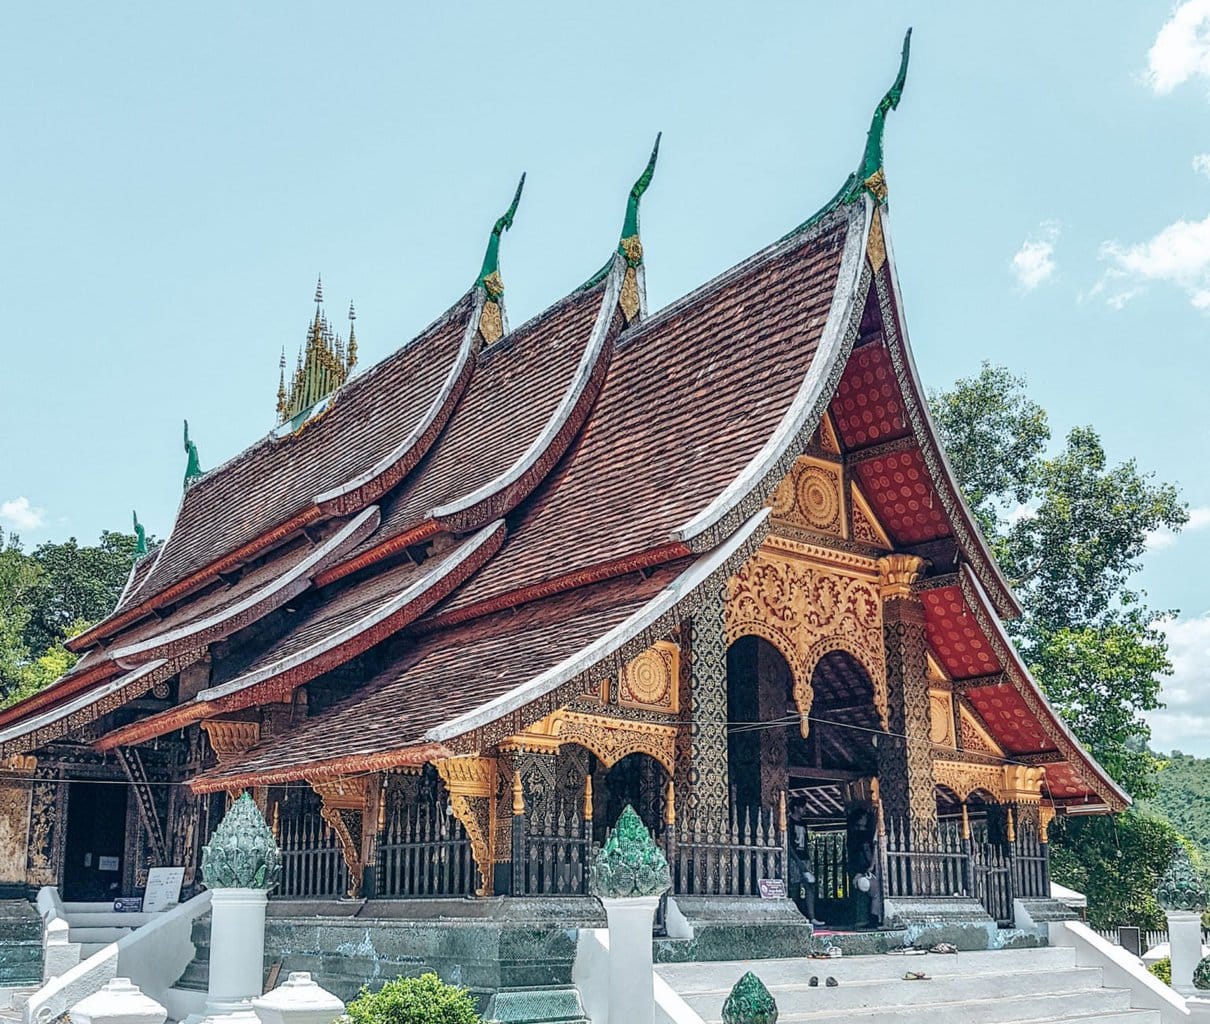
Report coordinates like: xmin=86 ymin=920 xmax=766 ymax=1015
xmin=347 ymin=301 xmax=357 ymax=370
xmin=276 ymin=276 xmax=357 ymax=425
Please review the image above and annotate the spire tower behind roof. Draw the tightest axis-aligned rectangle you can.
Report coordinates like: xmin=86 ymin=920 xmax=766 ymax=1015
xmin=276 ymin=277 xmax=358 ymax=425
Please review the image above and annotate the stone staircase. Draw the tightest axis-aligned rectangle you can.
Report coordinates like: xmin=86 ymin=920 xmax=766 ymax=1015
xmin=59 ymin=901 xmax=148 ymax=958
xmin=655 ymin=945 xmax=1161 ymax=1024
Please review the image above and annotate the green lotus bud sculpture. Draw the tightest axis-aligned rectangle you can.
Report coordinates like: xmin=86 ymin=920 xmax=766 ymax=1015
xmin=589 ymin=804 xmax=671 ymax=899
xmin=1194 ymin=956 xmax=1210 ymax=991
xmin=201 ymin=793 xmax=282 ymax=890
xmin=1157 ymin=844 xmax=1208 ymax=913
xmin=722 ymin=972 xmax=778 ymax=1024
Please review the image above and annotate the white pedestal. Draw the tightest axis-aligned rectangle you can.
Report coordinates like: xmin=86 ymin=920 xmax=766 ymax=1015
xmin=205 ymin=889 xmax=269 ymax=1015
xmin=1188 ymin=995 xmax=1210 ymax=1024
xmin=1167 ymin=910 xmax=1203 ymax=997
xmin=599 ymin=895 xmax=661 ymax=1024
xmin=70 ymin=978 xmax=167 ymax=1024
xmin=252 ymin=972 xmax=344 ymax=1024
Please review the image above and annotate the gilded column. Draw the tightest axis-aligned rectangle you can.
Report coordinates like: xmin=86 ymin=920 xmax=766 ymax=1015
xmin=876 ymin=555 xmax=936 ymax=830
xmin=683 ymin=583 xmax=730 ymax=823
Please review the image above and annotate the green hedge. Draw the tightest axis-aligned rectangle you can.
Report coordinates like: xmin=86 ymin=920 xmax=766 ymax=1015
xmin=346 ymin=974 xmax=482 ymax=1024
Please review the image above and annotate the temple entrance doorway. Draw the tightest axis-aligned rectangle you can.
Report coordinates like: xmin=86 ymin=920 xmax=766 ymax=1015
xmin=728 ymin=637 xmax=885 ymax=928
xmin=591 ymin=751 xmax=667 ymax=846
xmin=62 ymin=780 xmax=128 ymax=901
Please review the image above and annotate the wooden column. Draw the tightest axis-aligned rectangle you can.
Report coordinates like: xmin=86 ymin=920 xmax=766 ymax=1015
xmin=683 ymin=583 xmax=730 ymax=823
xmin=876 ymin=555 xmax=937 ymax=831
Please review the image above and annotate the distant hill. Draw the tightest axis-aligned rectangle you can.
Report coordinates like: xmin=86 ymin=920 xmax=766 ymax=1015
xmin=1141 ymin=750 xmax=1210 ymax=863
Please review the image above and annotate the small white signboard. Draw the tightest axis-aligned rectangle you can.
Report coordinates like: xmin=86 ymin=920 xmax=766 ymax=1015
xmin=143 ymin=866 xmax=186 ymax=913
xmin=758 ymin=878 xmax=787 ymax=899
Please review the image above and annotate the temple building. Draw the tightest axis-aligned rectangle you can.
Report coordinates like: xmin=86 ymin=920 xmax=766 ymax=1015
xmin=0 ymin=31 xmax=1124 ymax=942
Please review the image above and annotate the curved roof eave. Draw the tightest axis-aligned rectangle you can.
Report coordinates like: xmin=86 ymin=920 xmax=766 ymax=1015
xmin=959 ymin=564 xmax=1130 ymax=812
xmin=108 ymin=506 xmax=381 ymax=667
xmin=429 ymin=257 xmax=626 ymax=533
xmin=670 ymin=198 xmax=872 ymax=552
xmin=875 ymin=207 xmax=1022 ymax=620
xmin=313 ymin=290 xmax=486 ymax=515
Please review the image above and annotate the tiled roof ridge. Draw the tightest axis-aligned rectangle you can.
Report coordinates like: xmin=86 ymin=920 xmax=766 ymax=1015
xmin=69 ymin=293 xmax=478 ymax=653
xmin=670 ymin=200 xmax=872 ymax=552
xmin=93 ymin=520 xmax=507 ymax=751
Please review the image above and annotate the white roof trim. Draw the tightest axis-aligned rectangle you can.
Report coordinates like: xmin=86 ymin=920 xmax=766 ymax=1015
xmin=196 ymin=520 xmax=505 ymax=705
xmin=425 ymin=509 xmax=769 ymax=743
xmin=429 ymin=257 xmax=624 ymax=521
xmin=670 ymin=199 xmax=871 ymax=544
xmin=0 ymin=658 xmax=168 ymax=745
xmin=312 ymin=290 xmax=485 ymax=508
xmin=109 ymin=506 xmax=380 ymax=665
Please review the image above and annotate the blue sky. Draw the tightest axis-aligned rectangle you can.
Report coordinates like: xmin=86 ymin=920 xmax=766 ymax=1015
xmin=1 ymin=3 xmax=1208 ymax=750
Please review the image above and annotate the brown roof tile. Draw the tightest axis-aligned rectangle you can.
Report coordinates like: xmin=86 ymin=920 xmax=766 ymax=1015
xmin=191 ymin=563 xmax=686 ymax=788
xmin=96 ymin=296 xmax=475 ymax=629
xmin=442 ymin=220 xmax=850 ymax=614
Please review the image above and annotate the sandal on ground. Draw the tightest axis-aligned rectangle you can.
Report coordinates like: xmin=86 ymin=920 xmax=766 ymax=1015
xmin=903 ymin=971 xmax=930 ymax=981
xmin=929 ymin=942 xmax=958 ymax=954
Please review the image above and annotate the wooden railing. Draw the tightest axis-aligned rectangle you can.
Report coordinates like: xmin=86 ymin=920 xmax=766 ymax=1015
xmin=377 ymin=799 xmax=479 ymax=897
xmin=668 ymin=806 xmax=786 ymax=897
xmin=515 ymin=807 xmax=594 ymax=896
xmin=277 ymin=812 xmax=350 ymax=898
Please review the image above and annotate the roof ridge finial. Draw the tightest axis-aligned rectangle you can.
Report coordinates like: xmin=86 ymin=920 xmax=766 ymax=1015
xmin=314 ymin=274 xmax=324 ymax=307
xmin=477 ymin=172 xmax=527 ymax=299
xmin=183 ymin=419 xmax=204 ymax=489
xmin=346 ymin=301 xmax=357 ymax=369
xmin=851 ymin=28 xmax=911 ymax=204
xmin=620 ymin=132 xmax=661 ymax=252
xmin=132 ymin=510 xmax=147 ymax=557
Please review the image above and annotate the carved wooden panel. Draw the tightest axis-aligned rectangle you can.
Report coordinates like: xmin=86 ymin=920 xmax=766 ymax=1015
xmin=770 ymin=456 xmax=846 ymax=539
xmin=726 ymin=544 xmax=886 ymax=733
xmin=617 ymin=640 xmax=679 ymax=712
xmin=928 ymin=688 xmax=955 ymax=747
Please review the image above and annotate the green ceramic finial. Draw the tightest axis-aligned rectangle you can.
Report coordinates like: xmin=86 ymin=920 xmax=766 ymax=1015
xmin=182 ymin=420 xmax=203 ymax=489
xmin=843 ymin=28 xmax=911 ymax=203
xmin=476 ymin=173 xmax=526 ymax=299
xmin=588 ymin=804 xmax=671 ymax=899
xmin=722 ymin=973 xmax=779 ymax=1024
xmin=1157 ymin=844 xmax=1209 ymax=912
xmin=200 ymin=792 xmax=282 ymax=890
xmin=619 ymin=132 xmax=661 ymax=249
xmin=132 ymin=511 xmax=147 ymax=557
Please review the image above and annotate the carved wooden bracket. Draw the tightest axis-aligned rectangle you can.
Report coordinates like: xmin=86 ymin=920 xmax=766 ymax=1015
xmin=434 ymin=755 xmax=496 ymax=896
xmin=501 ymin=709 xmax=677 ymax=774
xmin=200 ymin=719 xmax=260 ymax=764
xmin=876 ymin=554 xmax=927 ymax=601
xmin=933 ymin=759 xmax=1047 ymax=806
xmin=309 ymin=776 xmax=367 ymax=898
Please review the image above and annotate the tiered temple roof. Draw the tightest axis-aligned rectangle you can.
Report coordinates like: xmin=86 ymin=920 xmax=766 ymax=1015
xmin=0 ymin=32 xmax=1127 ymax=813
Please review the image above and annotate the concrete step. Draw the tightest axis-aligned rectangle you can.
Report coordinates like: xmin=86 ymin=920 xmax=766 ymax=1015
xmin=79 ymin=942 xmax=111 ymax=958
xmin=63 ymin=911 xmax=156 ymax=928
xmin=657 ymin=946 xmax=1079 ymax=992
xmin=163 ymin=985 xmax=207 ymax=1023
xmin=681 ymin=967 xmax=1108 ymax=1018
xmin=68 ymin=926 xmax=136 ymax=943
xmin=1043 ymin=1014 xmax=1160 ymax=1024
xmin=484 ymin=986 xmax=589 ymax=1024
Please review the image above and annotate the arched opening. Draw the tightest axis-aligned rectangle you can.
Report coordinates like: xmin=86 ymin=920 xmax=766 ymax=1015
xmin=727 ymin=635 xmax=794 ymax=819
xmin=590 ymin=751 xmax=668 ymax=846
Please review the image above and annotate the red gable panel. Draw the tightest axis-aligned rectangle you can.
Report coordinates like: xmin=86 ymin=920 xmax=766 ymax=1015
xmin=965 ymin=684 xmax=1053 ymax=755
xmin=853 ymin=448 xmax=951 ymax=545
xmin=829 ymin=343 xmax=910 ymax=449
xmin=921 ymin=585 xmax=1002 ymax=679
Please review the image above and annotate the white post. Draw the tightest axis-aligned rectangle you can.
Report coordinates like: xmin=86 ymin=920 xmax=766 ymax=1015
xmin=599 ymin=895 xmax=661 ymax=1024
xmin=1188 ymin=996 xmax=1210 ymax=1024
xmin=1167 ymin=909 xmax=1203 ymax=997
xmin=204 ymin=889 xmax=269 ymax=1015
xmin=251 ymin=972 xmax=344 ymax=1024
xmin=70 ymin=978 xmax=167 ymax=1024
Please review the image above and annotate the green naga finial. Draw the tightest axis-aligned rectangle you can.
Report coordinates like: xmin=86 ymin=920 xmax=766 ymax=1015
xmin=476 ymin=173 xmax=526 ymax=300
xmin=201 ymin=792 xmax=282 ymax=890
xmin=182 ymin=420 xmax=203 ymax=489
xmin=846 ymin=28 xmax=911 ymax=203
xmin=1158 ymin=844 xmax=1208 ymax=912
xmin=619 ymin=132 xmax=661 ymax=264
xmin=132 ymin=511 xmax=147 ymax=557
xmin=589 ymin=804 xmax=671 ymax=899
xmin=722 ymin=972 xmax=779 ymax=1024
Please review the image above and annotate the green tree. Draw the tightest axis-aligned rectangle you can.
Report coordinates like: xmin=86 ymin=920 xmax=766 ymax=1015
xmin=0 ymin=525 xmax=141 ymax=707
xmin=931 ymin=363 xmax=1186 ymax=799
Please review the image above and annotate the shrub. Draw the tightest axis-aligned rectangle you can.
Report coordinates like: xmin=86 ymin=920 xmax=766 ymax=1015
xmin=1194 ymin=955 xmax=1210 ymax=990
xmin=346 ymin=973 xmax=481 ymax=1024
xmin=1148 ymin=957 xmax=1172 ymax=986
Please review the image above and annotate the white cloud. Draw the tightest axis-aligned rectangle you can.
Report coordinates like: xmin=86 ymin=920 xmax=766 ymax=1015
xmin=1195 ymin=153 xmax=1210 ymax=177
xmin=1096 ymin=214 xmax=1210 ymax=311
xmin=1146 ymin=0 xmax=1210 ymax=94
xmin=1010 ymin=222 xmax=1060 ymax=291
xmin=0 ymin=497 xmax=45 ymax=532
xmin=1147 ymin=611 xmax=1210 ymax=755
xmin=1146 ymin=505 xmax=1210 ymax=550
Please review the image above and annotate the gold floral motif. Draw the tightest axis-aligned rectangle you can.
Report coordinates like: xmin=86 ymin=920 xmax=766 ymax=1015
xmin=726 ymin=545 xmax=887 ymax=733
xmin=617 ymin=641 xmax=679 ymax=711
xmin=768 ymin=457 xmax=844 ymax=538
xmin=435 ymin=757 xmax=496 ymax=896
xmin=620 ymin=235 xmax=644 ymax=265
xmin=864 ymin=169 xmax=888 ymax=202
xmin=958 ymin=703 xmax=1003 ymax=756
xmin=928 ymin=689 xmax=955 ymax=746
xmin=867 ymin=207 xmax=887 ymax=274
xmin=482 ymin=270 xmax=505 ymax=300
xmin=850 ymin=483 xmax=893 ymax=549
xmin=932 ymin=759 xmax=1005 ymax=802
xmin=503 ymin=708 xmax=676 ymax=773
xmin=620 ymin=266 xmax=641 ymax=323
xmin=876 ymin=554 xmax=926 ymax=600
xmin=479 ymin=300 xmax=504 ymax=344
